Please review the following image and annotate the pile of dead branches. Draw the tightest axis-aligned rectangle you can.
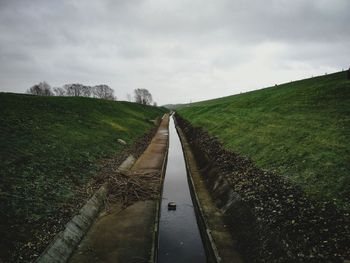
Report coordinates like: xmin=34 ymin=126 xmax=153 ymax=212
xmin=107 ymin=171 xmax=161 ymax=207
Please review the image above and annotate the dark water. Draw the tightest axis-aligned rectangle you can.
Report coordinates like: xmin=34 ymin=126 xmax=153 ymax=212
xmin=157 ymin=116 xmax=206 ymax=263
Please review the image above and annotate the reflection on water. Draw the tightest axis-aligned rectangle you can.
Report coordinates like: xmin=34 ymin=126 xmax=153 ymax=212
xmin=157 ymin=116 xmax=206 ymax=263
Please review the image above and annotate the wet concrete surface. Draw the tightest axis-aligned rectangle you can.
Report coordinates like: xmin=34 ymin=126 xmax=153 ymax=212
xmin=157 ymin=116 xmax=206 ymax=263
xmin=68 ymin=201 xmax=156 ymax=263
xmin=69 ymin=115 xmax=169 ymax=263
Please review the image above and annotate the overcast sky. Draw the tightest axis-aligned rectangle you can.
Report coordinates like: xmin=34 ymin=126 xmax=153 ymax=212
xmin=0 ymin=0 xmax=349 ymax=105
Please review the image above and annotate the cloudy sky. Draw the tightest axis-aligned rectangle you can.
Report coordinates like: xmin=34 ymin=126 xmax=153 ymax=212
xmin=0 ymin=0 xmax=349 ymax=105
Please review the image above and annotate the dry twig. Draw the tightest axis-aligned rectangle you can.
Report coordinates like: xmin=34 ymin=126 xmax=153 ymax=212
xmin=106 ymin=171 xmax=161 ymax=208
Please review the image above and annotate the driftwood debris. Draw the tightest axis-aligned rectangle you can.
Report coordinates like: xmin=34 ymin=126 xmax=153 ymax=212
xmin=107 ymin=171 xmax=161 ymax=208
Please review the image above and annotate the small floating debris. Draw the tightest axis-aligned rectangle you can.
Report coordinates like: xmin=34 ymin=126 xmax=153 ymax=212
xmin=168 ymin=202 xmax=176 ymax=210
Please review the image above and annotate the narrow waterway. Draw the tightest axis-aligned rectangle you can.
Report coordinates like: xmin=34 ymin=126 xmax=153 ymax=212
xmin=157 ymin=115 xmax=206 ymax=263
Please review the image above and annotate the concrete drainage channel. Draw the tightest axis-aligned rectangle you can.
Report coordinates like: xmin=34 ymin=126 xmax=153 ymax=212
xmin=157 ymin=115 xmax=207 ymax=263
xmin=36 ymin=113 xmax=240 ymax=263
xmin=156 ymin=114 xmax=242 ymax=263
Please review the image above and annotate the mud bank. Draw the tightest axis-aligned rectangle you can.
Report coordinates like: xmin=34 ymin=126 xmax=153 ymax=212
xmin=175 ymin=113 xmax=350 ymax=263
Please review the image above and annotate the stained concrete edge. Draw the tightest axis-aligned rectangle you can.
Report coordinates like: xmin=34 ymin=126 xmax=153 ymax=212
xmin=117 ymin=155 xmax=136 ymax=172
xmin=150 ymin=121 xmax=169 ymax=263
xmin=35 ymin=155 xmax=136 ymax=263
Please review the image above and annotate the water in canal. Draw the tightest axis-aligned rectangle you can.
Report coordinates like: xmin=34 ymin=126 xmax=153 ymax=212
xmin=157 ymin=115 xmax=206 ymax=263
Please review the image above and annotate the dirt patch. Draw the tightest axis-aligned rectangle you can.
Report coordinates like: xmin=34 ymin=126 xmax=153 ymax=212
xmin=175 ymin=113 xmax=350 ymax=263
xmin=6 ymin=118 xmax=162 ymax=263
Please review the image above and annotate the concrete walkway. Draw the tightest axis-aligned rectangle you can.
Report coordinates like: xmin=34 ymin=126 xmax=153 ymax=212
xmin=69 ymin=115 xmax=169 ymax=263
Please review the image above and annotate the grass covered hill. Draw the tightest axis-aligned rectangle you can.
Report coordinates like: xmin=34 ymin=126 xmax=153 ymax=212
xmin=0 ymin=93 xmax=166 ymax=260
xmin=178 ymin=71 xmax=350 ymax=208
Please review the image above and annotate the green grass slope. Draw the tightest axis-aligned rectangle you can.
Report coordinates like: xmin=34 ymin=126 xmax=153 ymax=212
xmin=178 ymin=71 xmax=350 ymax=208
xmin=0 ymin=93 xmax=166 ymax=224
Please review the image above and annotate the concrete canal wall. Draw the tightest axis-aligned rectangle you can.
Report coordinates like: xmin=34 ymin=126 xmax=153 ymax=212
xmin=174 ymin=116 xmax=244 ymax=263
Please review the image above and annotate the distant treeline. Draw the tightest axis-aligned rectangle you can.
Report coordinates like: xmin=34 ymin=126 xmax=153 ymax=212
xmin=26 ymin=82 xmax=116 ymax=100
xmin=26 ymin=82 xmax=157 ymax=106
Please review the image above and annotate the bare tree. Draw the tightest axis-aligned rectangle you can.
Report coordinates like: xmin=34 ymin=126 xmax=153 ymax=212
xmin=26 ymin=82 xmax=53 ymax=96
xmin=153 ymin=102 xmax=157 ymax=106
xmin=81 ymin=85 xmax=92 ymax=97
xmin=134 ymin=89 xmax=152 ymax=105
xmin=64 ymin=83 xmax=86 ymax=97
xmin=126 ymin=93 xmax=132 ymax=102
xmin=93 ymin=85 xmax=116 ymax=100
xmin=53 ymin=87 xmax=66 ymax=96
xmin=30 ymin=82 xmax=117 ymax=101
xmin=61 ymin=84 xmax=93 ymax=97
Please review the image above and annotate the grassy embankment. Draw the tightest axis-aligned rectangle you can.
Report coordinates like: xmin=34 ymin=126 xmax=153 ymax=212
xmin=178 ymin=71 xmax=350 ymax=208
xmin=0 ymin=93 xmax=166 ymax=259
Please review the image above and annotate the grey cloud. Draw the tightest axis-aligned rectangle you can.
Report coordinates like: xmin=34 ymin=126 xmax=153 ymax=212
xmin=0 ymin=0 xmax=349 ymax=104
